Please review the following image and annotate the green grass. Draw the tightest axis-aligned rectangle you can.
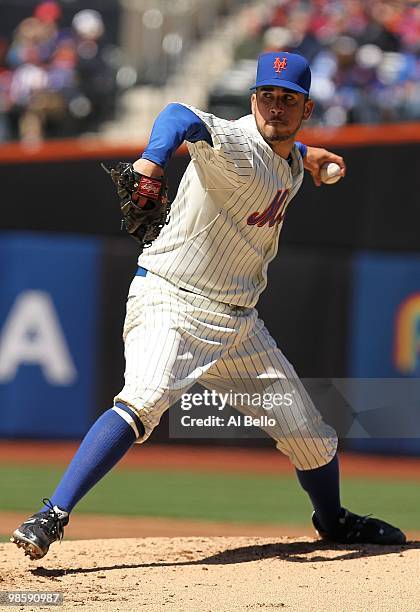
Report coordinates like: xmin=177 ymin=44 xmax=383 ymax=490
xmin=0 ymin=465 xmax=419 ymax=531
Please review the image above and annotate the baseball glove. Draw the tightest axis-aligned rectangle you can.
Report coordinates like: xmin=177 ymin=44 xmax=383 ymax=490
xmin=103 ymin=162 xmax=170 ymax=249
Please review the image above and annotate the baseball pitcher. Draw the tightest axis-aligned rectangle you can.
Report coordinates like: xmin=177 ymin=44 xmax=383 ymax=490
xmin=11 ymin=52 xmax=405 ymax=560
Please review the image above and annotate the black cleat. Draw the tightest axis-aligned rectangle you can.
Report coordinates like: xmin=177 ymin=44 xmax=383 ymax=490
xmin=10 ymin=498 xmax=69 ymax=560
xmin=312 ymin=508 xmax=406 ymax=545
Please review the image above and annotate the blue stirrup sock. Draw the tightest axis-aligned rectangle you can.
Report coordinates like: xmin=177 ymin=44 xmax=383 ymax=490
xmin=41 ymin=404 xmax=143 ymax=514
xmin=295 ymin=453 xmax=342 ymax=531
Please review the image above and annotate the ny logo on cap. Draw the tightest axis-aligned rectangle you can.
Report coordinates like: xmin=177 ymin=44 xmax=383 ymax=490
xmin=274 ymin=56 xmax=287 ymax=74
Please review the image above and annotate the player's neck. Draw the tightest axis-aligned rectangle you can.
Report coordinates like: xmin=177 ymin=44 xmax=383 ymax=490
xmin=269 ymin=139 xmax=295 ymax=159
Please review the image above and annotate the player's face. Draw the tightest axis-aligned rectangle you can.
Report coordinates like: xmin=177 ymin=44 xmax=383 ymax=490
xmin=251 ymin=87 xmax=314 ymax=150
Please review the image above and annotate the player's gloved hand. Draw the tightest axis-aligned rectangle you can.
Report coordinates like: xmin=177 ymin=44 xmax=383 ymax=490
xmin=303 ymin=147 xmax=346 ymax=187
xmin=103 ymin=161 xmax=171 ymax=250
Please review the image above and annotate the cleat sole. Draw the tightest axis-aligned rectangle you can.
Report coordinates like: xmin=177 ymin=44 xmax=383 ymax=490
xmin=10 ymin=531 xmax=46 ymax=560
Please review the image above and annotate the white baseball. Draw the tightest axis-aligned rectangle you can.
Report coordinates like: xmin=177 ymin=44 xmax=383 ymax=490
xmin=320 ymin=162 xmax=342 ymax=185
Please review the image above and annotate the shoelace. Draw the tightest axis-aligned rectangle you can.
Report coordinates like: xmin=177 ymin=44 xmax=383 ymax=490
xmin=41 ymin=498 xmax=66 ymax=541
xmin=344 ymin=513 xmax=372 ymax=540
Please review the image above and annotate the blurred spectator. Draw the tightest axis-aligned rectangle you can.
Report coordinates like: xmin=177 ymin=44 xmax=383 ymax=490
xmin=70 ymin=9 xmax=118 ymax=132
xmin=6 ymin=8 xmax=69 ymax=142
xmin=210 ymin=0 xmax=420 ymax=126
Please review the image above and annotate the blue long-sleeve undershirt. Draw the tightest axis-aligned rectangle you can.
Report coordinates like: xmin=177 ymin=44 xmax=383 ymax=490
xmin=141 ymin=103 xmax=307 ymax=167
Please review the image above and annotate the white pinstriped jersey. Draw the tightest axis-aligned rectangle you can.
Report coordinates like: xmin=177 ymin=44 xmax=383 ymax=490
xmin=138 ymin=105 xmax=304 ymax=308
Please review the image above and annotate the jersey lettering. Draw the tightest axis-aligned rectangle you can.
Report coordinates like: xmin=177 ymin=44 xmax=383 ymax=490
xmin=247 ymin=189 xmax=289 ymax=227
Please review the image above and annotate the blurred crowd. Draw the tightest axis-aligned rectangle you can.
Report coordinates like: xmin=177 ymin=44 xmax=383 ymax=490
xmin=209 ymin=0 xmax=420 ymax=125
xmin=1 ymin=0 xmax=419 ymax=142
xmin=0 ymin=1 xmax=127 ymax=143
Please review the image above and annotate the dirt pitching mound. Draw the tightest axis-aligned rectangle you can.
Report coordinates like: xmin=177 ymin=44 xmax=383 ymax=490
xmin=1 ymin=537 xmax=419 ymax=611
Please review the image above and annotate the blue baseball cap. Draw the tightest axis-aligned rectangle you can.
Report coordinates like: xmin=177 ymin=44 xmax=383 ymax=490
xmin=250 ymin=51 xmax=311 ymax=95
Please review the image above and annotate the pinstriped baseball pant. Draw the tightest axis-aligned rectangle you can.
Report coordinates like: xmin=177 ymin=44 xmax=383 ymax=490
xmin=114 ymin=270 xmax=338 ymax=470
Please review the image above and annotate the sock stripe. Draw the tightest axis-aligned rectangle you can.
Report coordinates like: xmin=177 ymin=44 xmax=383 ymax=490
xmin=113 ymin=407 xmax=139 ymax=438
xmin=113 ymin=402 xmax=145 ymax=438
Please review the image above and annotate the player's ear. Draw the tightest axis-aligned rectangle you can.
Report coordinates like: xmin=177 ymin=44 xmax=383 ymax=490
xmin=303 ymin=98 xmax=314 ymax=120
xmin=251 ymin=93 xmax=257 ymax=115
